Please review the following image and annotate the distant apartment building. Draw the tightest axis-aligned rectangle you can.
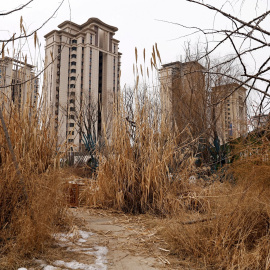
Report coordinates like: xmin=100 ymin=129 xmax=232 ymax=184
xmin=159 ymin=61 xmax=247 ymax=143
xmin=43 ymin=18 xmax=121 ymax=150
xmin=159 ymin=61 xmax=207 ymax=138
xmin=212 ymin=83 xmax=247 ymax=142
xmin=0 ymin=57 xmax=38 ymax=109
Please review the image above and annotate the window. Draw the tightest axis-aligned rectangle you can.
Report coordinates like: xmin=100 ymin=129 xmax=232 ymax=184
xmin=70 ymin=107 xmax=75 ymax=112
xmin=72 ymin=39 xmax=77 ymax=44
xmin=70 ymin=84 xmax=75 ymax=88
xmin=0 ymin=75 xmax=1 ymax=78
xmin=68 ymin=139 xmax=74 ymax=143
xmin=69 ymin=123 xmax=74 ymax=127
xmin=70 ymin=76 xmax=76 ymax=81
xmin=71 ymin=54 xmax=76 ymax=58
xmin=69 ymin=115 xmax=75 ymax=120
xmin=71 ymin=47 xmax=77 ymax=51
xmin=71 ymin=69 xmax=76 ymax=73
xmin=71 ymin=61 xmax=76 ymax=66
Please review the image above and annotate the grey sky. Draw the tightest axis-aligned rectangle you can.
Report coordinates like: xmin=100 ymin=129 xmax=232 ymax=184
xmin=0 ymin=0 xmax=269 ymax=94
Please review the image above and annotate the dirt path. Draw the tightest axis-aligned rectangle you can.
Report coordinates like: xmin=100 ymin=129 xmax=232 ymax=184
xmin=24 ymin=208 xmax=186 ymax=269
xmin=70 ymin=208 xmax=176 ymax=270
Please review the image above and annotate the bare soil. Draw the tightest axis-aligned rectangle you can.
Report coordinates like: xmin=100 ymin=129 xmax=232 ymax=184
xmin=23 ymin=208 xmax=192 ymax=269
xmin=70 ymin=208 xmax=183 ymax=270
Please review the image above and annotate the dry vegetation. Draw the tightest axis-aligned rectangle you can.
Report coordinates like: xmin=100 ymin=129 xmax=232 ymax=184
xmin=0 ymin=96 xmax=69 ymax=269
xmin=82 ymin=42 xmax=270 ymax=268
xmin=85 ymin=88 xmax=270 ymax=269
xmin=163 ymin=136 xmax=270 ymax=269
xmin=86 ymin=90 xmax=200 ymax=215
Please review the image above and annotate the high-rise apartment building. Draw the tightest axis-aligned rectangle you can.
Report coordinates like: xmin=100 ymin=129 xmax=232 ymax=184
xmin=212 ymin=83 xmax=247 ymax=142
xmin=43 ymin=18 xmax=121 ymax=149
xmin=0 ymin=57 xmax=38 ymax=109
xmin=159 ymin=61 xmax=207 ymax=138
xmin=159 ymin=61 xmax=247 ymax=143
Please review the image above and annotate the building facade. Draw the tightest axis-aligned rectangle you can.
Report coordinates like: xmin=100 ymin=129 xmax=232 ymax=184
xmin=0 ymin=57 xmax=38 ymax=109
xmin=43 ymin=18 xmax=121 ymax=150
xmin=159 ymin=61 xmax=207 ymax=138
xmin=159 ymin=61 xmax=247 ymax=143
xmin=212 ymin=83 xmax=247 ymax=142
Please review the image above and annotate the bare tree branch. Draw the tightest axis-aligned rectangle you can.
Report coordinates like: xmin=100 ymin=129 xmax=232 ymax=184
xmin=0 ymin=0 xmax=33 ymax=16
xmin=0 ymin=0 xmax=65 ymax=44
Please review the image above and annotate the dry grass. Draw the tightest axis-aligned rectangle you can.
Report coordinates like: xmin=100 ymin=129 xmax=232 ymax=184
xmin=85 ymin=91 xmax=204 ymax=215
xmin=163 ymin=130 xmax=270 ymax=269
xmin=84 ymin=83 xmax=270 ymax=268
xmin=0 ymin=97 xmax=69 ymax=269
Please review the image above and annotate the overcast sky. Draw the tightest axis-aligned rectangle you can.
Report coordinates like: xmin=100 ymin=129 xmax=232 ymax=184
xmin=1 ymin=0 xmax=269 ymax=91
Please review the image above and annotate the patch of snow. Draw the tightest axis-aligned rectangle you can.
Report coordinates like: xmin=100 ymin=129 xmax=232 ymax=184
xmin=67 ymin=247 xmax=93 ymax=252
xmin=18 ymin=268 xmax=27 ymax=270
xmin=54 ymin=260 xmax=95 ymax=270
xmin=78 ymin=238 xmax=87 ymax=243
xmin=79 ymin=230 xmax=93 ymax=238
xmin=93 ymin=246 xmax=108 ymax=266
xmin=43 ymin=266 xmax=59 ymax=270
xmin=35 ymin=259 xmax=49 ymax=268
xmin=54 ymin=230 xmax=93 ymax=245
xmin=79 ymin=230 xmax=93 ymax=239
xmin=53 ymin=246 xmax=108 ymax=270
xmin=38 ymin=230 xmax=107 ymax=270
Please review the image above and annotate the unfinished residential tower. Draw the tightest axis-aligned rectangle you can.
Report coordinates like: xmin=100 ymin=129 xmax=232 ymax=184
xmin=43 ymin=18 xmax=121 ymax=150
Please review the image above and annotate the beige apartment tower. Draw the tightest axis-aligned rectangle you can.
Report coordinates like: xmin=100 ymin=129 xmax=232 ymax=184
xmin=43 ymin=18 xmax=121 ymax=150
xmin=159 ymin=61 xmax=247 ymax=143
xmin=0 ymin=57 xmax=38 ymax=109
xmin=212 ymin=83 xmax=247 ymax=142
xmin=159 ymin=61 xmax=206 ymax=138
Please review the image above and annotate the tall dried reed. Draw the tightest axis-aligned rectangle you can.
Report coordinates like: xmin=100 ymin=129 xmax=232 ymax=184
xmin=164 ymin=128 xmax=270 ymax=269
xmin=87 ymin=88 xmax=201 ymax=214
xmin=0 ymin=93 xmax=68 ymax=268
